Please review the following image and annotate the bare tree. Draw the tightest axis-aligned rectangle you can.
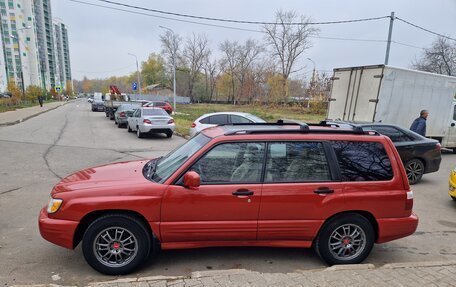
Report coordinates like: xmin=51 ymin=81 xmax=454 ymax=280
xmin=234 ymin=39 xmax=263 ymax=104
xmin=219 ymin=40 xmax=240 ymax=103
xmin=204 ymin=58 xmax=218 ymax=102
xmin=182 ymin=33 xmax=210 ymax=102
xmin=412 ymin=37 xmax=456 ymax=76
xmin=263 ymin=10 xmax=319 ymax=100
xmin=159 ymin=31 xmax=181 ymax=87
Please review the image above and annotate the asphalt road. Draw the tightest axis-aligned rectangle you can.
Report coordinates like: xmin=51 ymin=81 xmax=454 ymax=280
xmin=0 ymin=100 xmax=455 ymax=286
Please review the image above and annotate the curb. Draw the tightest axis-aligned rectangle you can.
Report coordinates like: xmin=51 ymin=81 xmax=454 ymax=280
xmin=11 ymin=260 xmax=456 ymax=287
xmin=0 ymin=101 xmax=70 ymax=127
xmin=174 ymin=131 xmax=190 ymax=140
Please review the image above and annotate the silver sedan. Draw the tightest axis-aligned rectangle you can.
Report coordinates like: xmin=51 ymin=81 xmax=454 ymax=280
xmin=127 ymin=107 xmax=175 ymax=138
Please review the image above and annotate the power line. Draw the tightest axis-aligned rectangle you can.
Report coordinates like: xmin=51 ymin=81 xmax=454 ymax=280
xmin=96 ymin=0 xmax=390 ymax=25
xmin=391 ymin=40 xmax=425 ymax=50
xmin=67 ymin=0 xmax=263 ymax=33
xmin=396 ymin=17 xmax=456 ymax=42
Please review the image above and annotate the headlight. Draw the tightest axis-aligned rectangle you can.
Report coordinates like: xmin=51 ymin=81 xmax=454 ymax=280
xmin=47 ymin=198 xmax=63 ymax=214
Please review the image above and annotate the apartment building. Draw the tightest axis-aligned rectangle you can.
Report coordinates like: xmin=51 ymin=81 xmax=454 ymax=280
xmin=0 ymin=0 xmax=71 ymax=94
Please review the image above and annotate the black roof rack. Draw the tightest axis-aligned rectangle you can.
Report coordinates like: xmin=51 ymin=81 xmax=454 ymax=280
xmin=222 ymin=119 xmax=379 ymax=136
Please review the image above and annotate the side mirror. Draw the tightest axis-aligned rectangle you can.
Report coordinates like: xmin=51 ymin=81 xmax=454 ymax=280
xmin=451 ymin=123 xmax=455 ymax=127
xmin=183 ymin=171 xmax=200 ymax=190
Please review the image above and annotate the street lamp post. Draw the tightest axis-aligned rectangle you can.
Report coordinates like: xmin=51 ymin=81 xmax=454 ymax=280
xmin=307 ymin=58 xmax=316 ymax=109
xmin=9 ymin=26 xmax=31 ymax=100
xmin=159 ymin=25 xmax=177 ymax=114
xmin=128 ymin=53 xmax=141 ymax=97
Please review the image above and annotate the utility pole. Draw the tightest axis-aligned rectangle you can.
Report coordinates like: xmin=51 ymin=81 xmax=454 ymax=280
xmin=384 ymin=11 xmax=395 ymax=65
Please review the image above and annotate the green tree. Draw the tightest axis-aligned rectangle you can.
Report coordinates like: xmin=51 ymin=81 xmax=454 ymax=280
xmin=141 ymin=53 xmax=166 ymax=87
xmin=25 ymin=85 xmax=42 ymax=102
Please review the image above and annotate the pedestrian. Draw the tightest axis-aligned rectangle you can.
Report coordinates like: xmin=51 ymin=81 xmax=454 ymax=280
xmin=38 ymin=95 xmax=44 ymax=107
xmin=410 ymin=109 xmax=428 ymax=136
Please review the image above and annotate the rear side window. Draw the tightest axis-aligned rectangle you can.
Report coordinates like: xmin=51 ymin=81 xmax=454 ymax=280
xmin=331 ymin=141 xmax=393 ymax=181
xmin=209 ymin=115 xmax=229 ymax=125
xmin=364 ymin=126 xmax=412 ymax=142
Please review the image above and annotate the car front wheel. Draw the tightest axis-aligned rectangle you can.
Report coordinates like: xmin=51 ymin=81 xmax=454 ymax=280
xmin=137 ymin=127 xmax=143 ymax=138
xmin=314 ymin=214 xmax=374 ymax=265
xmin=405 ymin=159 xmax=424 ymax=185
xmin=82 ymin=214 xmax=152 ymax=275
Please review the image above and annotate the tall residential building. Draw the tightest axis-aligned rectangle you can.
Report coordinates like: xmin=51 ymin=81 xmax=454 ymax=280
xmin=0 ymin=0 xmax=71 ymax=94
xmin=0 ymin=0 xmax=42 ymax=92
xmin=33 ymin=0 xmax=56 ymax=90
xmin=53 ymin=18 xmax=71 ymax=89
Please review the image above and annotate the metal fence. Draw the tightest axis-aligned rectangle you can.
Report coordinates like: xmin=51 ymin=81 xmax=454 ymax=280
xmin=127 ymin=94 xmax=190 ymax=104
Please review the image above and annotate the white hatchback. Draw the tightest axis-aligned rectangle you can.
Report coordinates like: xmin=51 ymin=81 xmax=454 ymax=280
xmin=189 ymin=112 xmax=266 ymax=137
xmin=127 ymin=107 xmax=175 ymax=138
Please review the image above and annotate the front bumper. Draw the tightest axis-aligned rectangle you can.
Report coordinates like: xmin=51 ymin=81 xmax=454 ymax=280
xmin=376 ymin=213 xmax=419 ymax=244
xmin=38 ymin=208 xmax=79 ymax=249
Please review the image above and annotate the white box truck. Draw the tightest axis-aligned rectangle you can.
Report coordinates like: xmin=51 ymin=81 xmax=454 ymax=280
xmin=327 ymin=65 xmax=456 ymax=151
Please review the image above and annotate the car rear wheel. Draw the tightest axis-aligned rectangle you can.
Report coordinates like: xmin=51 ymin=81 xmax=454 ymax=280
xmin=314 ymin=214 xmax=374 ymax=265
xmin=82 ymin=214 xmax=152 ymax=275
xmin=451 ymin=196 xmax=456 ymax=201
xmin=137 ymin=127 xmax=143 ymax=138
xmin=127 ymin=125 xmax=132 ymax=132
xmin=166 ymin=131 xmax=173 ymax=138
xmin=405 ymin=159 xmax=424 ymax=185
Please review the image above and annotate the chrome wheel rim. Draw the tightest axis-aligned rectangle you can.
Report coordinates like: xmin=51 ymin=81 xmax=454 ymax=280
xmin=328 ymin=224 xmax=366 ymax=261
xmin=406 ymin=161 xmax=422 ymax=182
xmin=93 ymin=227 xmax=138 ymax=268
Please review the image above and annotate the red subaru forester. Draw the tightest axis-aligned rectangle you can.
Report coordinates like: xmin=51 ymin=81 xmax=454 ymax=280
xmin=39 ymin=122 xmax=418 ymax=275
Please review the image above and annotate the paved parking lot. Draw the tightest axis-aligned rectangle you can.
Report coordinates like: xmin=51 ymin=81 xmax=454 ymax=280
xmin=0 ymin=100 xmax=455 ymax=286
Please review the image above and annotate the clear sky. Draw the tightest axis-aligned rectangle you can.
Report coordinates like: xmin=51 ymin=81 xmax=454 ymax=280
xmin=52 ymin=0 xmax=456 ymax=81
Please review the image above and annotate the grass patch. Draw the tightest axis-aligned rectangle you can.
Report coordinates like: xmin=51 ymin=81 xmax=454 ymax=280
xmin=173 ymin=103 xmax=326 ymax=136
xmin=0 ymin=99 xmax=58 ymax=113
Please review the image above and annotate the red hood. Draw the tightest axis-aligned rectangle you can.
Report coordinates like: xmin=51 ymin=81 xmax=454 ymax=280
xmin=53 ymin=160 xmax=149 ymax=194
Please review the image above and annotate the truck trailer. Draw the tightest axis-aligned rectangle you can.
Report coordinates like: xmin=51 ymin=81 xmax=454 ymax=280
xmin=327 ymin=65 xmax=456 ymax=151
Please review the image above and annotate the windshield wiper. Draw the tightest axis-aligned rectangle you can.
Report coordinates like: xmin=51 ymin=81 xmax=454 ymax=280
xmin=145 ymin=156 xmax=163 ymax=179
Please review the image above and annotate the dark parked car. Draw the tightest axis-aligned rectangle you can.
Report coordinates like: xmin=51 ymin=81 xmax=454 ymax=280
xmin=324 ymin=121 xmax=441 ymax=184
xmin=114 ymin=103 xmax=141 ymax=128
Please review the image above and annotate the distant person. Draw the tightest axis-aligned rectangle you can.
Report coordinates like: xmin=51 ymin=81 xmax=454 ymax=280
xmin=38 ymin=95 xmax=44 ymax=107
xmin=410 ymin=109 xmax=428 ymax=136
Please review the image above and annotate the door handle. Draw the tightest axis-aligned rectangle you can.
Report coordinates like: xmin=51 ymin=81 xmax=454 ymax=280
xmin=314 ymin=187 xmax=334 ymax=194
xmin=232 ymin=189 xmax=254 ymax=196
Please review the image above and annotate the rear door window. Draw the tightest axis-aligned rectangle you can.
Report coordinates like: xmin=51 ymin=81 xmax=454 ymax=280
xmin=209 ymin=114 xmax=229 ymax=125
xmin=265 ymin=142 xmax=331 ymax=182
xmin=331 ymin=141 xmax=393 ymax=181
xmin=230 ymin=115 xmax=253 ymax=124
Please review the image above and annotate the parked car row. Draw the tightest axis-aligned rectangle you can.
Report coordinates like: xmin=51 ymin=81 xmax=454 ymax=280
xmin=106 ymin=102 xmax=175 ymax=138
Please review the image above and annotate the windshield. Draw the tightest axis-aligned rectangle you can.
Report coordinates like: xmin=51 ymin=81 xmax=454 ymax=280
xmin=148 ymin=133 xmax=211 ymax=183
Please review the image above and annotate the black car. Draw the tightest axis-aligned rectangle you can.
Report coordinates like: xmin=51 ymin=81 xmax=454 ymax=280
xmin=323 ymin=122 xmax=441 ymax=184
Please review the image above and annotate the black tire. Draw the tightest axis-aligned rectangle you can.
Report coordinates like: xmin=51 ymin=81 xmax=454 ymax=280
xmin=137 ymin=127 xmax=143 ymax=138
xmin=314 ymin=213 xmax=374 ymax=265
xmin=452 ymin=148 xmax=456 ymax=154
xmin=105 ymin=113 xmax=109 ymax=117
xmin=166 ymin=132 xmax=173 ymax=138
xmin=451 ymin=196 xmax=456 ymax=201
xmin=405 ymin=159 xmax=424 ymax=185
xmin=117 ymin=123 xmax=123 ymax=128
xmin=82 ymin=214 xmax=152 ymax=275
xmin=127 ymin=125 xmax=132 ymax=132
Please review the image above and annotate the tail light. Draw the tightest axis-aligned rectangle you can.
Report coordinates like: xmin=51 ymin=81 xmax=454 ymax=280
xmin=168 ymin=119 xmax=175 ymax=124
xmin=143 ymin=119 xmax=152 ymax=124
xmin=119 ymin=112 xmax=125 ymax=117
xmin=191 ymin=122 xmax=196 ymax=128
xmin=405 ymin=190 xmax=414 ymax=210
xmin=436 ymin=143 xmax=441 ymax=152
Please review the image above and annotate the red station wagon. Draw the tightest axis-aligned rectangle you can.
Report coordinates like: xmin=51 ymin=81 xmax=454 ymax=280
xmin=39 ymin=122 xmax=418 ymax=275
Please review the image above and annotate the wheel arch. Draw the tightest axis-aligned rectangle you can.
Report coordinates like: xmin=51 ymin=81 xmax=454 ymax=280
xmin=73 ymin=209 xmax=159 ymax=249
xmin=315 ymin=210 xmax=379 ymax=244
